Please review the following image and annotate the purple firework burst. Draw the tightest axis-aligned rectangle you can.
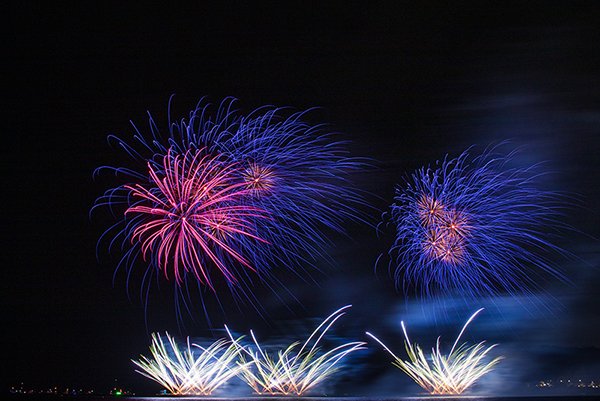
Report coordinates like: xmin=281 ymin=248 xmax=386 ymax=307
xmin=188 ymin=101 xmax=370 ymax=275
xmin=93 ymin=97 xmax=369 ymax=319
xmin=385 ymin=145 xmax=569 ymax=300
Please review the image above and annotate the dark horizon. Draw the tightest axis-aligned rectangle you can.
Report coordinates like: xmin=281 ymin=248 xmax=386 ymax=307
xmin=4 ymin=2 xmax=600 ymax=396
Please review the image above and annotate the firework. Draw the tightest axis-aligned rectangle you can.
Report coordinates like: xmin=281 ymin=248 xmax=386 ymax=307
xmin=125 ymin=148 xmax=268 ymax=289
xmin=366 ymin=308 xmax=502 ymax=395
xmin=227 ymin=305 xmax=366 ymax=395
xmin=385 ymin=145 xmax=568 ymax=299
xmin=176 ymin=99 xmax=370 ymax=275
xmin=97 ymin=147 xmax=268 ymax=294
xmin=133 ymin=332 xmax=247 ymax=395
xmin=94 ymin=97 xmax=368 ymax=318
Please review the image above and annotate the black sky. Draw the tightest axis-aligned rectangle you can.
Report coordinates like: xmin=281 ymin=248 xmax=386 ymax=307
xmin=4 ymin=2 xmax=600 ymax=395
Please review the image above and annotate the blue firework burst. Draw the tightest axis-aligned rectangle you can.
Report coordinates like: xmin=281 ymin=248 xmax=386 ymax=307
xmin=93 ymin=97 xmax=369 ymax=319
xmin=187 ymin=102 xmax=369 ymax=275
xmin=385 ymin=145 xmax=569 ymax=299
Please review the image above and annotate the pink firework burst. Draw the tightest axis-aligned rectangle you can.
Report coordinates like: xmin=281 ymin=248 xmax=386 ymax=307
xmin=124 ymin=149 xmax=269 ymax=290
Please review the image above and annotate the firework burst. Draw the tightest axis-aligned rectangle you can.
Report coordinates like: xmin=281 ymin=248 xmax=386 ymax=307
xmin=94 ymin=97 xmax=369 ymax=318
xmin=367 ymin=308 xmax=502 ymax=395
xmin=124 ymin=148 xmax=268 ymax=289
xmin=384 ymin=145 xmax=568 ymax=299
xmin=227 ymin=305 xmax=366 ymax=395
xmin=94 ymin=145 xmax=270 ymax=316
xmin=176 ymin=99 xmax=370 ymax=275
xmin=133 ymin=332 xmax=247 ymax=395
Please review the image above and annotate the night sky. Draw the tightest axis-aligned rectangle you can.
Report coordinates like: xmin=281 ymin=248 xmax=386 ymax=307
xmin=5 ymin=2 xmax=600 ymax=396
